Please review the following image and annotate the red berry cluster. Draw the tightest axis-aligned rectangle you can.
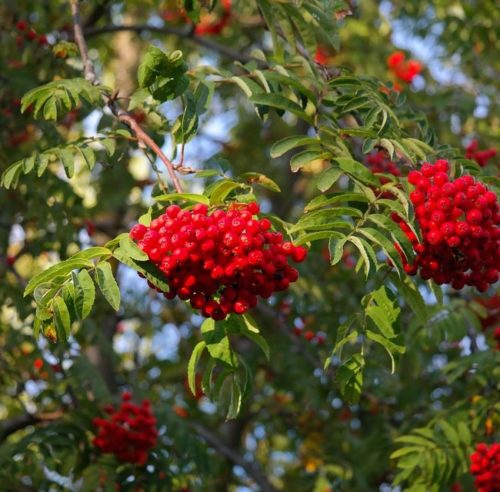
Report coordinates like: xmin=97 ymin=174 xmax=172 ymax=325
xmin=387 ymin=51 xmax=423 ymax=83
xmin=470 ymin=443 xmax=500 ymax=492
xmin=466 ymin=140 xmax=497 ymax=168
xmin=476 ymin=294 xmax=500 ymax=331
xmin=366 ymin=151 xmax=401 ymax=181
xmin=314 ymin=45 xmax=331 ymax=65
xmin=365 ymin=151 xmax=401 ymax=199
xmin=15 ymin=20 xmax=48 ymax=47
xmin=393 ymin=160 xmax=499 ymax=291
xmin=130 ymin=202 xmax=307 ymax=320
xmin=294 ymin=327 xmax=326 ymax=345
xmin=92 ymin=392 xmax=158 ymax=465
xmin=161 ymin=0 xmax=232 ymax=36
xmin=278 ymin=304 xmax=326 ymax=345
xmin=493 ymin=327 xmax=500 ymax=351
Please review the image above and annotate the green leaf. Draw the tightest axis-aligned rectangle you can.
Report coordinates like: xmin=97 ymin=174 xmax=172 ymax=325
xmin=21 ymin=78 xmax=106 ymax=121
xmin=331 ymin=315 xmax=357 ymax=359
xmin=334 ymin=158 xmax=381 ymax=186
xmin=53 ymin=296 xmax=71 ymax=341
xmin=207 ymin=180 xmax=245 ymax=205
xmin=270 ymin=135 xmax=320 ymax=158
xmin=388 ymin=274 xmax=428 ymax=325
xmin=187 ymin=341 xmax=206 ymax=396
xmin=240 ymin=172 xmax=281 ymax=192
xmin=305 ymin=192 xmax=370 ymax=212
xmin=336 ymin=354 xmax=364 ymax=404
xmin=366 ymin=330 xmax=405 ymax=373
xmin=367 ymin=286 xmax=401 ymax=337
xmin=58 ymin=148 xmax=75 ymax=178
xmin=366 ymin=306 xmax=396 ymax=339
xmin=72 ymin=247 xmax=112 ymax=262
xmin=290 ymin=149 xmax=330 ymax=173
xmin=226 ymin=377 xmax=242 ymax=420
xmin=457 ymin=422 xmax=472 ymax=445
xmin=329 ymin=76 xmax=362 ymax=88
xmin=154 ymin=193 xmax=210 ymax=205
xmin=95 ymin=262 xmax=121 ymax=311
xmin=238 ymin=314 xmax=270 ymax=360
xmin=73 ymin=269 xmax=96 ymax=320
xmin=112 ymin=249 xmax=169 ymax=292
xmin=316 ymin=168 xmax=343 ymax=192
xmin=137 ymin=47 xmax=188 ymax=102
xmin=390 ymin=447 xmax=423 ymax=459
xmin=76 ymin=145 xmax=96 ymax=170
xmin=348 ymin=236 xmax=374 ymax=277
xmin=118 ymin=234 xmax=148 ymax=261
xmin=328 ymin=236 xmax=347 ymax=265
xmin=294 ymin=230 xmax=347 ymax=246
xmin=291 ymin=207 xmax=362 ymax=233
xmin=172 ymin=93 xmax=199 ymax=144
xmin=340 ymin=95 xmax=371 ymax=113
xmin=250 ymin=93 xmax=313 ymax=124
xmin=1 ymin=161 xmax=23 ymax=189
xmin=201 ymin=319 xmax=237 ymax=367
xmin=439 ymin=420 xmax=460 ymax=447
xmin=368 ymin=213 xmax=414 ymax=262
xmin=100 ymin=138 xmax=117 ymax=157
xmin=24 ymin=258 xmax=94 ymax=297
xmin=359 ymin=227 xmax=404 ymax=274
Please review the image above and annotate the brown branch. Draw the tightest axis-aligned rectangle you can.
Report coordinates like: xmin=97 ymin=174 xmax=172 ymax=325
xmin=0 ymin=411 xmax=63 ymax=442
xmin=84 ymin=24 xmax=263 ymax=66
xmin=190 ymin=422 xmax=278 ymax=492
xmin=69 ymin=1 xmax=184 ymax=193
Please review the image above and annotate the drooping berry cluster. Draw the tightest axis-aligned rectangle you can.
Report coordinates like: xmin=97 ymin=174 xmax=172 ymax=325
xmin=466 ymin=140 xmax=497 ymax=168
xmin=394 ymin=160 xmax=499 ymax=291
xmin=387 ymin=51 xmax=423 ymax=84
xmin=92 ymin=392 xmax=157 ymax=465
xmin=470 ymin=443 xmax=500 ymax=492
xmin=130 ymin=202 xmax=307 ymax=320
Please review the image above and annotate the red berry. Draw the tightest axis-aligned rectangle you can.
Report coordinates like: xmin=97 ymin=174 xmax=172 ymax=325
xmin=247 ymin=202 xmax=260 ymax=215
xmin=303 ymin=330 xmax=315 ymax=342
xmin=291 ymin=246 xmax=308 ymax=263
xmin=16 ymin=20 xmax=28 ymax=31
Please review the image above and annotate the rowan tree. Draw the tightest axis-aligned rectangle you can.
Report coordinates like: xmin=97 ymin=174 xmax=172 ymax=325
xmin=0 ymin=1 xmax=498 ymax=491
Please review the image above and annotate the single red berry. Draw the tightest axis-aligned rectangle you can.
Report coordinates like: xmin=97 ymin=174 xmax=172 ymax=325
xmin=16 ymin=20 xmax=28 ymax=31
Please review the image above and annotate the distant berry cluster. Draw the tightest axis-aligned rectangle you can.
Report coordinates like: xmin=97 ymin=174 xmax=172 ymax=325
xmin=15 ymin=20 xmax=48 ymax=47
xmin=366 ymin=151 xmax=401 ymax=180
xmin=130 ymin=202 xmax=307 ymax=320
xmin=92 ymin=392 xmax=157 ymax=465
xmin=314 ymin=45 xmax=331 ymax=65
xmin=466 ymin=140 xmax=497 ymax=168
xmin=470 ymin=443 xmax=500 ymax=492
xmin=161 ymin=0 xmax=232 ymax=36
xmin=387 ymin=51 xmax=423 ymax=88
xmin=393 ymin=160 xmax=499 ymax=291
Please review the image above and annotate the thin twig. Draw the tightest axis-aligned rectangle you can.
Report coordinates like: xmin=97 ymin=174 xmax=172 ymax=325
xmin=69 ymin=1 xmax=184 ymax=193
xmin=84 ymin=24 xmax=264 ymax=66
xmin=190 ymin=422 xmax=278 ymax=492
